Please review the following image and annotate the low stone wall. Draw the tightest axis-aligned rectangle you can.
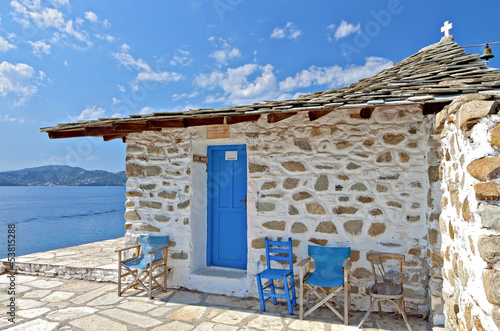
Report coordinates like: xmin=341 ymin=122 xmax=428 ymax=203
xmin=436 ymin=93 xmax=500 ymax=330
xmin=124 ymin=104 xmax=436 ymax=317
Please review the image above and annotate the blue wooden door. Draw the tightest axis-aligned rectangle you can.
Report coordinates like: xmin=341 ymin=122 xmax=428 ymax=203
xmin=207 ymin=145 xmax=247 ymax=269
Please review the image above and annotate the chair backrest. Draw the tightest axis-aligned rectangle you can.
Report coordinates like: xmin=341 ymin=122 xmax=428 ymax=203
xmin=139 ymin=235 xmax=169 ymax=261
xmin=308 ymin=245 xmax=351 ymax=278
xmin=367 ymin=253 xmax=405 ymax=286
xmin=264 ymin=237 xmax=293 ymax=271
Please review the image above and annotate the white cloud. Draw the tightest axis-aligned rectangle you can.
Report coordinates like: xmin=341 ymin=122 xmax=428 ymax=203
xmin=84 ymin=11 xmax=98 ymax=23
xmin=0 ymin=36 xmax=16 ymax=52
xmin=73 ymin=105 xmax=106 ymax=121
xmin=0 ymin=114 xmax=24 ymax=123
xmin=112 ymin=43 xmax=182 ymax=91
xmin=140 ymin=107 xmax=153 ymax=114
xmin=28 ymin=40 xmax=51 ymax=56
xmin=0 ymin=61 xmax=43 ymax=105
xmin=95 ymin=34 xmax=114 ymax=42
xmin=10 ymin=0 xmax=91 ymax=47
xmin=279 ymin=57 xmax=393 ymax=91
xmin=195 ymin=63 xmax=279 ymax=105
xmin=172 ymin=91 xmax=199 ymax=101
xmin=102 ymin=19 xmax=111 ymax=28
xmin=270 ymin=22 xmax=302 ymax=40
xmin=208 ymin=37 xmax=241 ymax=66
xmin=170 ymin=48 xmax=193 ymax=66
xmin=117 ymin=84 xmax=125 ymax=92
xmin=50 ymin=0 xmax=69 ymax=8
xmin=332 ymin=20 xmax=360 ymax=40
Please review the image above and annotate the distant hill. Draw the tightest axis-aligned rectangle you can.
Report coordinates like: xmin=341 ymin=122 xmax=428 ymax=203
xmin=0 ymin=165 xmax=126 ymax=186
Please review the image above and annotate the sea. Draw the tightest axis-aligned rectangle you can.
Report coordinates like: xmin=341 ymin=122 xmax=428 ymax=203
xmin=0 ymin=186 xmax=126 ymax=258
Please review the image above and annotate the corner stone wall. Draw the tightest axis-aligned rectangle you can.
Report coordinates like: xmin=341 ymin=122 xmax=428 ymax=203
xmin=436 ymin=93 xmax=500 ymax=330
xmin=123 ymin=104 xmax=436 ymax=318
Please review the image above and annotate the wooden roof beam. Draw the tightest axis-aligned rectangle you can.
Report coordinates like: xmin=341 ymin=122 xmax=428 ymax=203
xmin=267 ymin=112 xmax=297 ymax=123
xmin=224 ymin=114 xmax=261 ymax=124
xmin=308 ymin=110 xmax=333 ymax=121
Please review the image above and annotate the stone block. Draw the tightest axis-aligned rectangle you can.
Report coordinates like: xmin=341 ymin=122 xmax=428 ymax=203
xmin=350 ymin=183 xmax=368 ymax=191
xmin=154 ymin=215 xmax=170 ymax=223
xmin=459 ymin=93 xmax=492 ymax=103
xmin=251 ymin=238 xmax=265 ymax=249
xmin=457 ymin=100 xmax=497 ymax=128
xmin=478 ymin=236 xmax=500 ymax=264
xmin=308 ymin=238 xmax=327 ymax=246
xmin=352 ymin=267 xmax=371 ymax=279
xmin=315 ymin=221 xmax=337 ymax=234
xmin=171 ymin=252 xmax=188 ymax=260
xmin=140 ymin=184 xmax=156 ymax=190
xmin=484 ymin=269 xmax=500 ymax=305
xmin=333 ymin=206 xmax=358 ymax=215
xmin=126 ymin=164 xmax=162 ymax=177
xmin=138 ymin=225 xmax=160 ymax=232
xmin=467 ymin=156 xmax=500 ymax=181
xmin=376 ymin=152 xmax=392 ymax=163
xmin=288 ymin=205 xmax=299 ymax=215
xmin=493 ymin=307 xmax=500 ymax=329
xmin=314 ymin=175 xmax=329 ymax=191
xmin=281 ymin=161 xmax=306 ymax=172
xmin=489 ymin=124 xmax=500 ymax=149
xmin=126 ymin=145 xmax=145 ymax=154
xmin=344 ymin=220 xmax=363 ymax=235
xmin=158 ymin=191 xmax=177 ymax=199
xmin=357 ymin=196 xmax=374 ymax=204
xmin=140 ymin=200 xmax=162 ymax=209
xmin=399 ymin=152 xmax=410 ymax=163
xmin=294 ymin=140 xmax=312 ymax=151
xmin=428 ymin=165 xmax=440 ymax=183
xmin=306 ymin=203 xmax=326 ymax=215
xmin=428 ymin=228 xmax=439 ymax=247
xmin=262 ymin=221 xmax=286 ymax=231
xmin=291 ymin=222 xmax=307 ymax=233
xmin=125 ymin=210 xmax=141 ymax=221
xmin=261 ymin=182 xmax=277 ymax=190
xmin=283 ymin=178 xmax=300 ymax=190
xmin=336 ymin=141 xmax=354 ymax=149
xmin=257 ymin=202 xmax=275 ymax=212
xmin=478 ymin=203 xmax=500 ymax=230
xmin=126 ymin=191 xmax=143 ymax=198
xmin=383 ymin=133 xmax=405 ymax=145
xmin=369 ymin=208 xmax=383 ymax=216
xmin=368 ymin=222 xmax=386 ymax=236
xmin=292 ymin=191 xmax=312 ymax=201
xmin=177 ymin=200 xmax=190 ymax=209
xmin=474 ymin=182 xmax=500 ymax=201
xmin=249 ymin=163 xmax=268 ymax=173
xmin=346 ymin=162 xmax=360 ymax=170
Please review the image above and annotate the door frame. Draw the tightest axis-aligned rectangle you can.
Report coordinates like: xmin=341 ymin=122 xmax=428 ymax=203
xmin=206 ymin=144 xmax=247 ymax=268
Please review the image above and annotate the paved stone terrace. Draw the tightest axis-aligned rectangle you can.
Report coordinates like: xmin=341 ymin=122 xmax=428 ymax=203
xmin=0 ymin=239 xmax=438 ymax=330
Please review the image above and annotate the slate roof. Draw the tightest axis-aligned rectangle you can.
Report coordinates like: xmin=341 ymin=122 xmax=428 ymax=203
xmin=41 ymin=38 xmax=500 ymax=140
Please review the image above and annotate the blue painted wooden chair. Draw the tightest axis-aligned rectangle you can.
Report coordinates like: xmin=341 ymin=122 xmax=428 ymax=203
xmin=256 ymin=237 xmax=297 ymax=315
xmin=298 ymin=245 xmax=351 ymax=325
xmin=116 ymin=235 xmax=169 ymax=299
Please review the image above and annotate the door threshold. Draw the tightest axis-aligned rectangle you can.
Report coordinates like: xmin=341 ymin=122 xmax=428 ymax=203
xmin=193 ymin=267 xmax=246 ymax=279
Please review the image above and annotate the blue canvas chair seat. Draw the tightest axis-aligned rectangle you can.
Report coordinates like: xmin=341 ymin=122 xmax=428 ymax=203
xmin=298 ymin=245 xmax=351 ymax=325
xmin=256 ymin=237 xmax=297 ymax=315
xmin=116 ymin=235 xmax=169 ymax=299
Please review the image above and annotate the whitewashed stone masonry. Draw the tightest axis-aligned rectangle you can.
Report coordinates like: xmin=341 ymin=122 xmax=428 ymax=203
xmin=123 ymin=104 xmax=436 ymax=317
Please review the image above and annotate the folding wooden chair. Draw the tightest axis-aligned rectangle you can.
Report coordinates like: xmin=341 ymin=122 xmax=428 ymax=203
xmin=116 ymin=235 xmax=169 ymax=299
xmin=256 ymin=237 xmax=297 ymax=315
xmin=358 ymin=253 xmax=412 ymax=331
xmin=298 ymin=245 xmax=351 ymax=325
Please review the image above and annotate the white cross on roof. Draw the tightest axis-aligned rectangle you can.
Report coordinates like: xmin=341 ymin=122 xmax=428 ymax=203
xmin=441 ymin=21 xmax=453 ymax=36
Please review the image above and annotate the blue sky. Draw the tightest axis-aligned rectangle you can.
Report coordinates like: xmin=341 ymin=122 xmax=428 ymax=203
xmin=0 ymin=0 xmax=499 ymax=173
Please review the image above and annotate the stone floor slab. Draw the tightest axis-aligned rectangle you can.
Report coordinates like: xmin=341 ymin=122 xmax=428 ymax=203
xmin=168 ymin=305 xmax=207 ymax=323
xmin=4 ymin=318 xmax=59 ymax=331
xmin=101 ymin=308 xmax=162 ymax=328
xmin=46 ymin=307 xmax=97 ymax=321
xmin=69 ymin=314 xmax=127 ymax=331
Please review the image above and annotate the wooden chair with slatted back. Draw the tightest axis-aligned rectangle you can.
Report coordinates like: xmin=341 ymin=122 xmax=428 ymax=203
xmin=358 ymin=253 xmax=412 ymax=331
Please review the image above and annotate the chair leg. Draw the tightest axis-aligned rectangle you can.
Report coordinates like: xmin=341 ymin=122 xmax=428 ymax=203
xmin=256 ymin=274 xmax=266 ymax=312
xmin=358 ymin=298 xmax=378 ymax=329
xmin=290 ymin=274 xmax=297 ymax=307
xmin=270 ymin=279 xmax=277 ymax=305
xmin=377 ymin=300 xmax=383 ymax=317
xmin=397 ymin=299 xmax=413 ymax=331
xmin=299 ymin=277 xmax=304 ymax=320
xmin=148 ymin=265 xmax=153 ymax=299
xmin=283 ymin=276 xmax=293 ymax=315
xmin=344 ymin=285 xmax=349 ymax=326
xmin=118 ymin=265 xmax=122 ymax=296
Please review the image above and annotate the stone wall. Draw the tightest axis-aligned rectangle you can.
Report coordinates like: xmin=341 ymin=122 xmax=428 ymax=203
xmin=123 ymin=104 xmax=435 ymax=317
xmin=436 ymin=93 xmax=500 ymax=330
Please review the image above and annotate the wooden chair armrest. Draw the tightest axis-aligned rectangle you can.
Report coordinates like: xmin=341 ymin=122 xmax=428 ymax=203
xmin=115 ymin=244 xmax=140 ymax=253
xmin=343 ymin=257 xmax=352 ymax=272
xmin=297 ymin=256 xmax=311 ymax=268
xmin=147 ymin=245 xmax=169 ymax=256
